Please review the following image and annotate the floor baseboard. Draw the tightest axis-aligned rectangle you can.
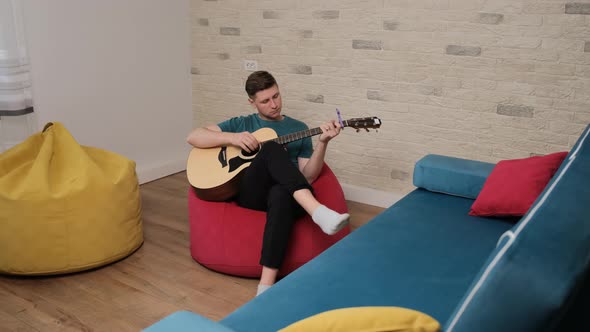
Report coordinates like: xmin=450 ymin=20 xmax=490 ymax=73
xmin=137 ymin=159 xmax=187 ymax=184
xmin=341 ymin=183 xmax=404 ymax=208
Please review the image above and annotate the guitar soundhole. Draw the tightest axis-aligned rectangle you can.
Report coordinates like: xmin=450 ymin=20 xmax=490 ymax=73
xmin=241 ymin=147 xmax=259 ymax=157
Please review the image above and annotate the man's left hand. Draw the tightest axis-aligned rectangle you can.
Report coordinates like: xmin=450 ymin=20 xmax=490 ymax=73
xmin=318 ymin=120 xmax=341 ymax=143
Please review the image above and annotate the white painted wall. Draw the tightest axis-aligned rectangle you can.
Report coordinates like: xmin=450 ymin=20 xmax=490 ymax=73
xmin=21 ymin=0 xmax=192 ymax=183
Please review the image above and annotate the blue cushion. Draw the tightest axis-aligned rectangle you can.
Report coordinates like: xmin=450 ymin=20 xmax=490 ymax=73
xmin=221 ymin=190 xmax=514 ymax=332
xmin=143 ymin=311 xmax=235 ymax=332
xmin=445 ymin=124 xmax=590 ymax=332
xmin=413 ymin=154 xmax=495 ymax=199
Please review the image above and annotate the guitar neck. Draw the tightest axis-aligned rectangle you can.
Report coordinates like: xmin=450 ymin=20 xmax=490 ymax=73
xmin=266 ymin=121 xmax=351 ymax=145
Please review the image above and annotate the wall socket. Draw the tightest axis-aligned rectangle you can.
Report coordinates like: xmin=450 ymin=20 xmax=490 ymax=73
xmin=244 ymin=59 xmax=258 ymax=71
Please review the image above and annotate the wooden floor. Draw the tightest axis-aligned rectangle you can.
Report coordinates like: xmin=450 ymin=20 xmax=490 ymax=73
xmin=0 ymin=172 xmax=385 ymax=332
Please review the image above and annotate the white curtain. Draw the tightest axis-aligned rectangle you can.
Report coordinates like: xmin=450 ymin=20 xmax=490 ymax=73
xmin=0 ymin=0 xmax=35 ymax=151
xmin=0 ymin=0 xmax=33 ymax=116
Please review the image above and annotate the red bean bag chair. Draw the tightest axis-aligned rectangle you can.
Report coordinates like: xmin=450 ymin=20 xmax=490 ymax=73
xmin=188 ymin=164 xmax=350 ymax=277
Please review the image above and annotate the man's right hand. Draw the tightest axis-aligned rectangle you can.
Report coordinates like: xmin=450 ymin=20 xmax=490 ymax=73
xmin=231 ymin=131 xmax=260 ymax=153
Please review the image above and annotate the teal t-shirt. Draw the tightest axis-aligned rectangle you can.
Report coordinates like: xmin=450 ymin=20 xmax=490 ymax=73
xmin=218 ymin=114 xmax=313 ymax=167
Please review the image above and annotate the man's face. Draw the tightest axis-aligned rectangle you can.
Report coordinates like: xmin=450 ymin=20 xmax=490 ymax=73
xmin=249 ymin=84 xmax=283 ymax=121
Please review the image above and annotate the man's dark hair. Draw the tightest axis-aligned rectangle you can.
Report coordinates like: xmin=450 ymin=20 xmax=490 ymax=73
xmin=245 ymin=71 xmax=277 ymax=99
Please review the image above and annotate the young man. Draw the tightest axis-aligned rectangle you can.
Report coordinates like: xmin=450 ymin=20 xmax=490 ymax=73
xmin=186 ymin=71 xmax=349 ymax=296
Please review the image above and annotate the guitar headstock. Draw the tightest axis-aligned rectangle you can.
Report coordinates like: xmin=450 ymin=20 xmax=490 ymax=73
xmin=344 ymin=117 xmax=382 ymax=132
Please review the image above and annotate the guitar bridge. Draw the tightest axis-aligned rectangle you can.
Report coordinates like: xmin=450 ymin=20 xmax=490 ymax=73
xmin=218 ymin=147 xmax=228 ymax=168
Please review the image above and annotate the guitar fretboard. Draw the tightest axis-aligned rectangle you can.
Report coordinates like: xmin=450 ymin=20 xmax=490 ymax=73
xmin=265 ymin=120 xmax=351 ymax=145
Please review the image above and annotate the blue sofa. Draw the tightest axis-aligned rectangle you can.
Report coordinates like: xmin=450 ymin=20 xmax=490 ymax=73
xmin=145 ymin=124 xmax=590 ymax=332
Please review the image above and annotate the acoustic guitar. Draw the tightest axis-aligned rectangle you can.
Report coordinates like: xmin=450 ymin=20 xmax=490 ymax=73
xmin=187 ymin=116 xmax=382 ymax=202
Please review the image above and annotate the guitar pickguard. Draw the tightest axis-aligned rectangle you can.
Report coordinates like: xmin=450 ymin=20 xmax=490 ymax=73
xmin=228 ymin=147 xmax=260 ymax=172
xmin=215 ymin=146 xmax=259 ymax=173
xmin=228 ymin=155 xmax=249 ymax=172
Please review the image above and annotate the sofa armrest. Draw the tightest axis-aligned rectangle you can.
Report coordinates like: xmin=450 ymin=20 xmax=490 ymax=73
xmin=413 ymin=154 xmax=495 ymax=199
xmin=143 ymin=311 xmax=236 ymax=332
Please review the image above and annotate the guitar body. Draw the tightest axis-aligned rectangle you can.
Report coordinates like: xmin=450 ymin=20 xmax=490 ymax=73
xmin=186 ymin=127 xmax=279 ymax=201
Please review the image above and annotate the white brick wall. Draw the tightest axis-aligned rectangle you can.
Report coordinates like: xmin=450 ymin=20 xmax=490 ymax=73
xmin=190 ymin=0 xmax=590 ymax=199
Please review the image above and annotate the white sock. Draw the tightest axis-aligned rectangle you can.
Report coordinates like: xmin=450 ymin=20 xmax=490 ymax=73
xmin=257 ymin=284 xmax=271 ymax=296
xmin=312 ymin=205 xmax=350 ymax=235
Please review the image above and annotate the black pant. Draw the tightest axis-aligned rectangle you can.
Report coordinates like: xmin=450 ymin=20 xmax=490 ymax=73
xmin=236 ymin=141 xmax=312 ymax=269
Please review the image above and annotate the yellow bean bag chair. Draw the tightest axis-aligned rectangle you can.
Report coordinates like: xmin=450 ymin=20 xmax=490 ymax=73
xmin=0 ymin=122 xmax=143 ymax=275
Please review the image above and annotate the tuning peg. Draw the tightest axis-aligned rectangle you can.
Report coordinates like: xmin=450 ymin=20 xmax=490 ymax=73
xmin=365 ymin=128 xmax=369 ymax=132
xmin=356 ymin=128 xmax=360 ymax=133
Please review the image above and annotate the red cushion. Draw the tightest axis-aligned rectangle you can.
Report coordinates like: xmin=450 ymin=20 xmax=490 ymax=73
xmin=188 ymin=164 xmax=350 ymax=277
xmin=469 ymin=152 xmax=568 ymax=217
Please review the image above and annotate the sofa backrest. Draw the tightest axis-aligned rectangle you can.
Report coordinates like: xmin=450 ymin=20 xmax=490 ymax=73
xmin=413 ymin=154 xmax=495 ymax=199
xmin=445 ymin=124 xmax=590 ymax=332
